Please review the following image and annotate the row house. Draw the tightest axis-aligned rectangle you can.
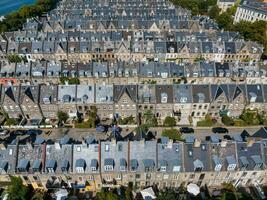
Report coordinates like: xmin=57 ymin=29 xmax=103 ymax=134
xmin=1 ymin=61 xmax=267 ymax=86
xmin=1 ymin=135 xmax=267 ymax=191
xmin=2 ymin=38 xmax=263 ymax=63
xmin=1 ymin=83 xmax=267 ymax=124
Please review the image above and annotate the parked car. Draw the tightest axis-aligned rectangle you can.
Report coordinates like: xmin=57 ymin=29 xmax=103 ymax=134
xmin=205 ymin=136 xmax=211 ymax=141
xmin=180 ymin=127 xmax=194 ymax=133
xmin=212 ymin=127 xmax=228 ymax=134
xmin=13 ymin=130 xmax=25 ymax=135
xmin=223 ymin=135 xmax=232 ymax=140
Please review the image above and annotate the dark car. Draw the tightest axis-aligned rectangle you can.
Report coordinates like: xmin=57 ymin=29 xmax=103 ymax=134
xmin=223 ymin=135 xmax=232 ymax=140
xmin=180 ymin=127 xmax=194 ymax=133
xmin=13 ymin=130 xmax=25 ymax=135
xmin=205 ymin=136 xmax=211 ymax=141
xmin=212 ymin=127 xmax=228 ymax=134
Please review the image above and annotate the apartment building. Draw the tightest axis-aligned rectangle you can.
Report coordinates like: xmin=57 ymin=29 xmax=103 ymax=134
xmin=234 ymin=0 xmax=267 ymax=23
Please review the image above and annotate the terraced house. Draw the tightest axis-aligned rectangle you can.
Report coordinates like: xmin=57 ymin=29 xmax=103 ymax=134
xmin=0 ymin=83 xmax=267 ymax=124
xmin=1 ymin=133 xmax=267 ymax=192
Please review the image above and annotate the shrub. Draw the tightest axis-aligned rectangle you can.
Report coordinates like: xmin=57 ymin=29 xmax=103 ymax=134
xmin=163 ymin=116 xmax=176 ymax=127
xmin=222 ymin=116 xmax=235 ymax=126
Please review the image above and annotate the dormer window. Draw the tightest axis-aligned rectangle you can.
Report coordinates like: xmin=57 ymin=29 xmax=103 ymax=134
xmin=104 ymin=158 xmax=114 ymax=171
xmin=226 ymin=156 xmax=236 ymax=171
xmin=173 ymin=160 xmax=181 ymax=172
xmin=193 ymin=159 xmax=204 ymax=172
xmin=213 ymin=156 xmax=222 ymax=171
xmin=249 ymin=92 xmax=257 ymax=103
xmin=43 ymin=96 xmax=51 ymax=104
xmin=130 ymin=159 xmax=138 ymax=171
xmin=90 ymin=159 xmax=98 ymax=171
xmin=105 ymin=144 xmax=109 ymax=152
xmin=161 ymin=93 xmax=168 ymax=103
xmin=180 ymin=97 xmax=187 ymax=103
xmin=46 ymin=159 xmax=56 ymax=173
xmin=251 ymin=155 xmax=263 ymax=170
xmin=197 ymin=93 xmax=205 ymax=103
xmin=75 ymin=159 xmax=86 ymax=173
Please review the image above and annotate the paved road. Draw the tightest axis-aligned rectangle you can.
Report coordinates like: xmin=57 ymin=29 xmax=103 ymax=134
xmin=150 ymin=126 xmax=262 ymax=140
xmin=0 ymin=126 xmax=263 ymax=142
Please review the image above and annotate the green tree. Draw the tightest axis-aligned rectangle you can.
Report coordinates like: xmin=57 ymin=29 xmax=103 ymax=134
xmin=57 ymin=111 xmax=69 ymax=123
xmin=142 ymin=110 xmax=158 ymax=127
xmin=118 ymin=115 xmax=135 ymax=125
xmin=240 ymin=110 xmax=260 ymax=125
xmin=5 ymin=118 xmax=18 ymax=126
xmin=125 ymin=183 xmax=133 ymax=200
xmin=157 ymin=189 xmax=178 ymax=200
xmin=7 ymin=176 xmax=29 ymax=200
xmin=7 ymin=54 xmax=23 ymax=63
xmin=216 ymin=12 xmax=234 ymax=30
xmin=31 ymin=192 xmax=44 ymax=200
xmin=208 ymin=5 xmax=220 ymax=19
xmin=60 ymin=77 xmax=80 ymax=85
xmin=95 ymin=188 xmax=118 ymax=200
xmin=0 ymin=0 xmax=57 ymax=33
xmin=85 ymin=106 xmax=98 ymax=128
xmin=163 ymin=116 xmax=176 ymax=127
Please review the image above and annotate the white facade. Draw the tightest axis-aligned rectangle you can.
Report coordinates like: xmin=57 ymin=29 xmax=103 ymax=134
xmin=217 ymin=0 xmax=236 ymax=12
xmin=234 ymin=4 xmax=267 ymax=23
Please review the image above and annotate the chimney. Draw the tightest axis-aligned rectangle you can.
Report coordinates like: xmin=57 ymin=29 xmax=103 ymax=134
xmin=111 ymin=138 xmax=116 ymax=145
xmin=82 ymin=138 xmax=86 ymax=145
xmin=140 ymin=139 xmax=145 ymax=146
xmin=247 ymin=138 xmax=255 ymax=147
xmin=167 ymin=139 xmax=173 ymax=149
xmin=55 ymin=141 xmax=61 ymax=149
xmin=220 ymin=140 xmax=227 ymax=147
xmin=0 ymin=142 xmax=6 ymax=150
xmin=26 ymin=141 xmax=33 ymax=150
xmin=194 ymin=139 xmax=201 ymax=148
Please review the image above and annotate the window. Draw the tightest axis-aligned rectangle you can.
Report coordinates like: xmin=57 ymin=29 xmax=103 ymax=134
xmin=116 ymin=174 xmax=121 ymax=180
xmin=91 ymin=167 xmax=96 ymax=171
xmin=105 ymin=144 xmax=109 ymax=152
xmin=160 ymin=166 xmax=167 ymax=172
xmin=118 ymin=144 xmax=123 ymax=152
xmin=104 ymin=165 xmax=113 ymax=171
xmin=94 ymin=145 xmax=98 ymax=152
xmin=120 ymin=166 xmax=126 ymax=172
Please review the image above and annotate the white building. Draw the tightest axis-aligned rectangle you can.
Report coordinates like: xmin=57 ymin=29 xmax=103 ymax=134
xmin=234 ymin=0 xmax=267 ymax=23
xmin=217 ymin=0 xmax=236 ymax=12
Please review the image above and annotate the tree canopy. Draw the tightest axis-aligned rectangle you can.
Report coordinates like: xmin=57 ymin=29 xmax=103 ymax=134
xmin=7 ymin=176 xmax=29 ymax=200
xmin=0 ymin=0 xmax=58 ymax=33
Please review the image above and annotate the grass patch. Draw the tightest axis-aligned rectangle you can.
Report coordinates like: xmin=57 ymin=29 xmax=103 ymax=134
xmin=161 ymin=128 xmax=183 ymax=141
